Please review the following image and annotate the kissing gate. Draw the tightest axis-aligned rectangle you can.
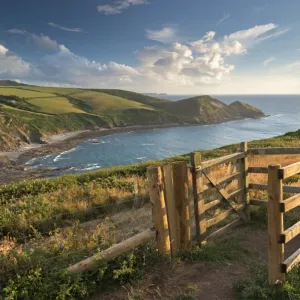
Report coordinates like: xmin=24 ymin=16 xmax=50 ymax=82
xmin=68 ymin=142 xmax=300 ymax=286
xmin=147 ymin=142 xmax=300 ymax=285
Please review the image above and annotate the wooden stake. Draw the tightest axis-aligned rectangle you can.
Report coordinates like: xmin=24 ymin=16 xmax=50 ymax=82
xmin=268 ymin=164 xmax=285 ymax=284
xmin=239 ymin=142 xmax=250 ymax=220
xmin=147 ymin=166 xmax=171 ymax=256
xmin=190 ymin=152 xmax=206 ymax=243
xmin=173 ymin=162 xmax=191 ymax=249
xmin=162 ymin=164 xmax=180 ymax=256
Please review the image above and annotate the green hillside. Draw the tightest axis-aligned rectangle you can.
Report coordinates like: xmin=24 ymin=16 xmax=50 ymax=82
xmin=0 ymin=82 xmax=265 ymax=150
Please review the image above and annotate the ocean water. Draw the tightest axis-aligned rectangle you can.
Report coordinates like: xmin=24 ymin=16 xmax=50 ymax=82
xmin=26 ymin=95 xmax=300 ymax=174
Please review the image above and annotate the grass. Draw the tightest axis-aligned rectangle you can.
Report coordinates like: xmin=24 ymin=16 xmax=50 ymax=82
xmin=26 ymin=96 xmax=85 ymax=114
xmin=235 ymin=265 xmax=300 ymax=300
xmin=71 ymin=90 xmax=153 ymax=114
xmin=0 ymin=87 xmax=54 ymax=98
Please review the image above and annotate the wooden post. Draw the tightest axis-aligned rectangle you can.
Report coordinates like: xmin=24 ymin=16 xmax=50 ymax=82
xmin=173 ymin=162 xmax=191 ymax=249
xmin=268 ymin=164 xmax=285 ymax=284
xmin=132 ymin=182 xmax=142 ymax=209
xmin=239 ymin=142 xmax=250 ymax=220
xmin=190 ymin=152 xmax=206 ymax=243
xmin=162 ymin=164 xmax=180 ymax=256
xmin=147 ymin=166 xmax=171 ymax=256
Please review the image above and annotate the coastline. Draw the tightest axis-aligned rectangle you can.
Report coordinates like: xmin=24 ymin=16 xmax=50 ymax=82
xmin=0 ymin=116 xmax=268 ymax=185
xmin=2 ymin=116 xmax=269 ymax=165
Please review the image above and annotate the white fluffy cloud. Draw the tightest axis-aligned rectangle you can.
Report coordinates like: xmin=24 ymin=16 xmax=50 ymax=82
xmin=37 ymin=45 xmax=140 ymax=86
xmin=8 ymin=29 xmax=59 ymax=51
xmin=146 ymin=27 xmax=177 ymax=43
xmin=0 ymin=45 xmax=8 ymax=56
xmin=136 ymin=23 xmax=285 ymax=86
xmin=0 ymin=44 xmax=31 ymax=76
xmin=97 ymin=0 xmax=149 ymax=15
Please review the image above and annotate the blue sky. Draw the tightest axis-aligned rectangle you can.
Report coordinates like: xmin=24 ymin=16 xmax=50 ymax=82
xmin=0 ymin=0 xmax=300 ymax=94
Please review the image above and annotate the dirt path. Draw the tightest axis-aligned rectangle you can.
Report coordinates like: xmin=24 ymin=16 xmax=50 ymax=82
xmin=95 ymin=225 xmax=300 ymax=300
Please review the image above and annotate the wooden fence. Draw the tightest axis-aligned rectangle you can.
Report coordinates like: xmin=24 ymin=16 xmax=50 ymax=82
xmin=68 ymin=143 xmax=300 ymax=285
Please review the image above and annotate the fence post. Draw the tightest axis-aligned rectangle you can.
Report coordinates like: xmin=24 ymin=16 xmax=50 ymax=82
xmin=173 ymin=162 xmax=191 ymax=249
xmin=268 ymin=164 xmax=284 ymax=284
xmin=239 ymin=142 xmax=250 ymax=220
xmin=191 ymin=152 xmax=206 ymax=244
xmin=147 ymin=166 xmax=171 ymax=256
xmin=162 ymin=164 xmax=180 ymax=256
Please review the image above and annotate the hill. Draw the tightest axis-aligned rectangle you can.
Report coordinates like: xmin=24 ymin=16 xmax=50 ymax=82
xmin=0 ymin=81 xmax=265 ymax=150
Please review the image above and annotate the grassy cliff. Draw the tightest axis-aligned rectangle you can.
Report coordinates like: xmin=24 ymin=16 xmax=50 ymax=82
xmin=0 ymin=82 xmax=265 ymax=150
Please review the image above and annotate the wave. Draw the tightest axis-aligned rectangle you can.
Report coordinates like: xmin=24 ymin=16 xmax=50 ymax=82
xmin=25 ymin=157 xmax=37 ymax=165
xmin=136 ymin=157 xmax=146 ymax=160
xmin=141 ymin=143 xmax=155 ymax=146
xmin=76 ymin=164 xmax=101 ymax=171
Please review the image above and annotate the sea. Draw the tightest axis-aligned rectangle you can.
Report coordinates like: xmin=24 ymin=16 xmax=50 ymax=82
xmin=26 ymin=95 xmax=300 ymax=174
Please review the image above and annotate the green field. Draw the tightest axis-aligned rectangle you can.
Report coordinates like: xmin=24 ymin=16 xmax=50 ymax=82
xmin=26 ymin=96 xmax=85 ymax=114
xmin=0 ymin=87 xmax=55 ymax=98
xmin=71 ymin=90 xmax=153 ymax=114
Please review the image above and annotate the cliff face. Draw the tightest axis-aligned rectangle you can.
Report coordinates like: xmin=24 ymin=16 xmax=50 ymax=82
xmin=228 ymin=101 xmax=265 ymax=118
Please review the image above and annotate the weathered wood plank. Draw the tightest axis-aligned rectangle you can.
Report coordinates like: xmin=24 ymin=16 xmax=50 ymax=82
xmin=279 ymin=162 xmax=300 ymax=179
xmin=280 ymin=194 xmax=300 ymax=213
xmin=280 ymin=221 xmax=300 ymax=244
xmin=268 ymin=164 xmax=285 ymax=284
xmin=202 ymin=172 xmax=244 ymax=193
xmin=68 ymin=228 xmax=156 ymax=273
xmin=248 ymin=167 xmax=268 ymax=174
xmin=239 ymin=142 xmax=249 ymax=219
xmin=147 ymin=166 xmax=171 ymax=256
xmin=173 ymin=162 xmax=191 ymax=249
xmin=248 ymin=147 xmax=300 ymax=155
xmin=162 ymin=164 xmax=180 ymax=257
xmin=206 ymin=208 xmax=234 ymax=228
xmin=250 ymin=199 xmax=268 ymax=207
xmin=190 ymin=152 xmax=206 ymax=243
xmin=249 ymin=183 xmax=300 ymax=194
xmin=205 ymin=219 xmax=243 ymax=241
xmin=204 ymin=199 xmax=221 ymax=211
xmin=201 ymin=152 xmax=245 ymax=170
xmin=282 ymin=248 xmax=300 ymax=273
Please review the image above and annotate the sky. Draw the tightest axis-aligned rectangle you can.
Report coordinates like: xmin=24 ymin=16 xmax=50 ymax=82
xmin=0 ymin=0 xmax=300 ymax=94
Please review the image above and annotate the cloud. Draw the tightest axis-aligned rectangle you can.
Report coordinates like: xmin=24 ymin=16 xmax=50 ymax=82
xmin=97 ymin=0 xmax=149 ymax=15
xmin=226 ymin=23 xmax=278 ymax=41
xmin=2 ymin=23 xmax=292 ymax=91
xmin=8 ymin=29 xmax=59 ymax=51
xmin=48 ymin=22 xmax=85 ymax=33
xmin=146 ymin=27 xmax=176 ymax=43
xmin=263 ymin=57 xmax=275 ymax=66
xmin=36 ymin=45 xmax=140 ymax=86
xmin=0 ymin=45 xmax=8 ymax=55
xmin=137 ymin=24 xmax=287 ymax=86
xmin=216 ymin=14 xmax=230 ymax=27
xmin=257 ymin=28 xmax=291 ymax=42
xmin=31 ymin=34 xmax=58 ymax=51
xmin=7 ymin=28 xmax=27 ymax=35
xmin=0 ymin=44 xmax=31 ymax=77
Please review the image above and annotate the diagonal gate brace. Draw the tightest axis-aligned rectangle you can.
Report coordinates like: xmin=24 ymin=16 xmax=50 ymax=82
xmin=202 ymin=170 xmax=247 ymax=222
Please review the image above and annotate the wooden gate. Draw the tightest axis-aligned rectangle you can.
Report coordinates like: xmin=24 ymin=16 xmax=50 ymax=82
xmin=190 ymin=142 xmax=249 ymax=244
